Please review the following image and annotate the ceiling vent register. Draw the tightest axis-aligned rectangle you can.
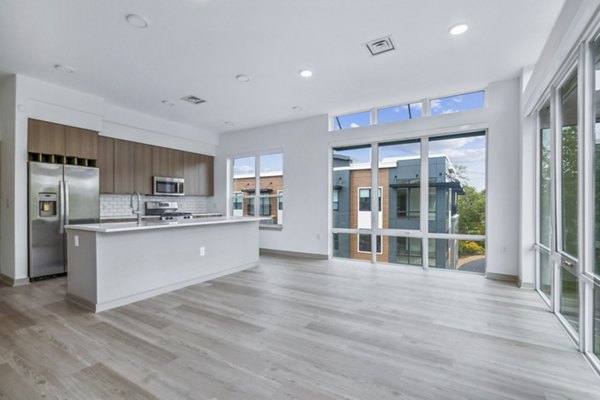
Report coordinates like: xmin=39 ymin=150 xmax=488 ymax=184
xmin=364 ymin=35 xmax=395 ymax=56
xmin=181 ymin=95 xmax=207 ymax=105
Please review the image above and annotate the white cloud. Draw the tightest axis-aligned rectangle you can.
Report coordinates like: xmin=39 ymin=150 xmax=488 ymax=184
xmin=453 ymin=96 xmax=464 ymax=103
xmin=442 ymin=109 xmax=458 ymax=114
xmin=350 ymin=122 xmax=360 ymax=128
xmin=410 ymin=102 xmax=423 ymax=110
xmin=430 ymin=99 xmax=441 ymax=110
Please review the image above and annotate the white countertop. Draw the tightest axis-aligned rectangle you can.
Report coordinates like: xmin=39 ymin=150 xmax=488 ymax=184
xmin=65 ymin=216 xmax=265 ymax=233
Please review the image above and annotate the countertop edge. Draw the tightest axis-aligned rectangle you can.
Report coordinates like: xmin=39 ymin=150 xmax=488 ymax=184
xmin=65 ymin=217 xmax=267 ymax=233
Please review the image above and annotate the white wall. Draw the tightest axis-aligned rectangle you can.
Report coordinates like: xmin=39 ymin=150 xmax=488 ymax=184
xmin=0 ymin=76 xmax=17 ymax=280
xmin=215 ymin=77 xmax=522 ymax=278
xmin=0 ymin=74 xmax=217 ymax=282
xmin=214 ymin=115 xmax=330 ymax=255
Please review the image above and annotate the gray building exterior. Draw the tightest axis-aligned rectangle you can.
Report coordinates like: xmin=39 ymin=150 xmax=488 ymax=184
xmin=333 ymin=154 xmax=463 ymax=267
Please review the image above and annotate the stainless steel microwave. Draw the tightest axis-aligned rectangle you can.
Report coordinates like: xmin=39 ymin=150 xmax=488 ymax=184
xmin=153 ymin=176 xmax=185 ymax=196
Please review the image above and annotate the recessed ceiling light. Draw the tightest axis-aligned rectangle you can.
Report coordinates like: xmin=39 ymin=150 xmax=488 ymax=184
xmin=126 ymin=14 xmax=149 ymax=29
xmin=161 ymin=99 xmax=175 ymax=106
xmin=292 ymin=106 xmax=303 ymax=111
xmin=54 ymin=64 xmax=75 ymax=74
xmin=449 ymin=23 xmax=468 ymax=36
xmin=299 ymin=69 xmax=313 ymax=78
xmin=235 ymin=74 xmax=250 ymax=82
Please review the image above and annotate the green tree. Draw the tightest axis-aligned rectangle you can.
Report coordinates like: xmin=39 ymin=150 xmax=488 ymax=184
xmin=457 ymin=185 xmax=486 ymax=236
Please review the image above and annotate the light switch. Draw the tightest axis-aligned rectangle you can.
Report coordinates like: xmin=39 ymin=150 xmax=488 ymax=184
xmin=74 ymin=235 xmax=79 ymax=247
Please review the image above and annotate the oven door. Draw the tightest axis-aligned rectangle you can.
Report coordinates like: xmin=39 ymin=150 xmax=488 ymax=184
xmin=154 ymin=177 xmax=184 ymax=196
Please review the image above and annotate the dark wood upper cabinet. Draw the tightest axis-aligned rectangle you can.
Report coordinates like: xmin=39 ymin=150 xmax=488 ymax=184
xmin=152 ymin=146 xmax=170 ymax=178
xmin=28 ymin=119 xmax=66 ymax=155
xmin=113 ymin=139 xmax=135 ymax=194
xmin=183 ymin=152 xmax=200 ymax=196
xmin=183 ymin=152 xmax=214 ymax=196
xmin=168 ymin=149 xmax=184 ymax=178
xmin=134 ymin=143 xmax=153 ymax=195
xmin=199 ymin=155 xmax=214 ymax=196
xmin=28 ymin=119 xmax=98 ymax=161
xmin=65 ymin=126 xmax=98 ymax=159
xmin=97 ymin=136 xmax=114 ymax=193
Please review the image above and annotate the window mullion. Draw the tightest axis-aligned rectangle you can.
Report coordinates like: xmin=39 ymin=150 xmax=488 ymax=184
xmin=371 ymin=143 xmax=379 ymax=264
xmin=421 ymin=139 xmax=429 ymax=269
xmin=254 ymin=156 xmax=260 ymax=217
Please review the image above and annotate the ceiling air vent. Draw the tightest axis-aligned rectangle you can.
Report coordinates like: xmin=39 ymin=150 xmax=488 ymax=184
xmin=364 ymin=35 xmax=395 ymax=56
xmin=181 ymin=95 xmax=206 ymax=105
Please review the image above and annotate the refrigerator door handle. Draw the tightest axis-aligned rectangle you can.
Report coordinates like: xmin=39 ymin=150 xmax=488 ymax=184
xmin=64 ymin=181 xmax=70 ymax=226
xmin=59 ymin=180 xmax=65 ymax=234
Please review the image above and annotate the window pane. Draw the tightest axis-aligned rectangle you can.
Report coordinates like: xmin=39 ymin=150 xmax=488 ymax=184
xmin=429 ymin=133 xmax=486 ymax=235
xmin=560 ymin=266 xmax=579 ymax=332
xmin=333 ymin=233 xmax=355 ymax=259
xmin=430 ymin=91 xmax=485 ymax=116
xmin=333 ymin=146 xmax=371 ymax=230
xmin=333 ymin=111 xmax=371 ymax=130
xmin=358 ymin=234 xmax=382 ymax=254
xmin=560 ymin=72 xmax=578 ymax=258
xmin=539 ymin=102 xmax=552 ymax=248
xmin=428 ymin=239 xmax=486 ymax=273
xmin=379 ymin=140 xmax=421 ymax=230
xmin=259 ymin=154 xmax=283 ymax=225
xmin=232 ymin=157 xmax=256 ymax=217
xmin=378 ymin=103 xmax=423 ymax=124
xmin=539 ymin=251 xmax=552 ymax=299
xmin=387 ymin=236 xmax=422 ymax=266
xmin=359 ymin=188 xmax=371 ymax=211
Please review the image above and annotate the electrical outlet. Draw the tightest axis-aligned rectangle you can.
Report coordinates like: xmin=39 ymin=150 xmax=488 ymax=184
xmin=74 ymin=235 xmax=79 ymax=247
xmin=200 ymin=246 xmax=205 ymax=256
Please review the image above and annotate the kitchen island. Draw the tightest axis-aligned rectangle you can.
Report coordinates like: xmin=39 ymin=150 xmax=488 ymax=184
xmin=65 ymin=216 xmax=265 ymax=312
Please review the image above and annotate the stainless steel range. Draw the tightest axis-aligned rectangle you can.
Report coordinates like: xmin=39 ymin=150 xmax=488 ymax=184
xmin=145 ymin=201 xmax=193 ymax=221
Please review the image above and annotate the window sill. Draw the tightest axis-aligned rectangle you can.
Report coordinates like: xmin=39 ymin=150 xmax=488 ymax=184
xmin=259 ymin=224 xmax=283 ymax=231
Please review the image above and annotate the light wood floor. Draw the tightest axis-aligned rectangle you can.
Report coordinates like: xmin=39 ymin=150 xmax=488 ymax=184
xmin=0 ymin=255 xmax=599 ymax=400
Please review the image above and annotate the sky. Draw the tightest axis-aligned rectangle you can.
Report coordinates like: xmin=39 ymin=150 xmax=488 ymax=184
xmin=233 ymin=153 xmax=283 ymax=177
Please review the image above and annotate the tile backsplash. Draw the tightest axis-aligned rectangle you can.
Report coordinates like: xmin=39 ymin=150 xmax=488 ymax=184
xmin=100 ymin=194 xmax=209 ymax=217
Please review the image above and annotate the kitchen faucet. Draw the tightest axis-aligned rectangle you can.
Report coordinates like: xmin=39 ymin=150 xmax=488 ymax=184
xmin=130 ymin=191 xmax=143 ymax=225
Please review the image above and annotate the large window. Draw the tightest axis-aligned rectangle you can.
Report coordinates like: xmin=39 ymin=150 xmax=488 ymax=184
xmin=231 ymin=153 xmax=283 ymax=226
xmin=332 ymin=132 xmax=486 ymax=272
xmin=530 ymin=29 xmax=600 ymax=376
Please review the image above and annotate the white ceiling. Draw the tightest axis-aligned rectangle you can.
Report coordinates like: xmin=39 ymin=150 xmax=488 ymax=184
xmin=0 ymin=0 xmax=564 ymax=134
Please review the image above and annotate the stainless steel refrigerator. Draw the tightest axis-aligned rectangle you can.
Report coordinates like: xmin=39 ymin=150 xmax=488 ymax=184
xmin=28 ymin=162 xmax=99 ymax=279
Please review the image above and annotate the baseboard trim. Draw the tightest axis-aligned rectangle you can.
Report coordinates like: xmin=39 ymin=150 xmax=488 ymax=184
xmin=486 ymin=272 xmax=518 ymax=284
xmin=0 ymin=273 xmax=30 ymax=287
xmin=260 ymin=248 xmax=328 ymax=260
xmin=517 ymin=278 xmax=535 ymax=289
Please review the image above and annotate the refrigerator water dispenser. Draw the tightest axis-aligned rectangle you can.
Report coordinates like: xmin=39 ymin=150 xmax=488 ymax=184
xmin=38 ymin=193 xmax=57 ymax=218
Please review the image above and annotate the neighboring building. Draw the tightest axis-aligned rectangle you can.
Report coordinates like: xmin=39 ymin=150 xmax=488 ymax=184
xmin=333 ymin=154 xmax=464 ymax=267
xmin=232 ymin=173 xmax=284 ymax=224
